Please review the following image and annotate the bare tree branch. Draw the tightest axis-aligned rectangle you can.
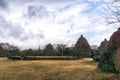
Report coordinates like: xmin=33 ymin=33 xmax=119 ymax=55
xmin=102 ymin=0 xmax=120 ymax=24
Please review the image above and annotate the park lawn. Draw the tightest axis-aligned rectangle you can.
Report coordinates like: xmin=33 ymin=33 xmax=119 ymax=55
xmin=0 ymin=58 xmax=116 ymax=80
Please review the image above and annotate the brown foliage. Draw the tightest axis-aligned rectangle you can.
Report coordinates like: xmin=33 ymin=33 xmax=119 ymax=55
xmin=108 ymin=28 xmax=120 ymax=50
xmin=74 ymin=35 xmax=91 ymax=57
xmin=75 ymin=35 xmax=91 ymax=51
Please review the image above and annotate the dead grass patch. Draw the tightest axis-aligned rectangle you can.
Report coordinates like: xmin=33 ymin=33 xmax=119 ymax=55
xmin=0 ymin=58 xmax=116 ymax=80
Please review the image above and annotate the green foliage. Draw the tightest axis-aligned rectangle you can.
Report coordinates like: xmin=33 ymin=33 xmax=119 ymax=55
xmin=43 ymin=43 xmax=56 ymax=56
xmin=8 ymin=48 xmax=21 ymax=59
xmin=98 ymin=50 xmax=117 ymax=73
xmin=63 ymin=47 xmax=72 ymax=56
xmin=24 ymin=49 xmax=34 ymax=56
xmin=98 ymin=39 xmax=108 ymax=54
xmin=71 ymin=48 xmax=91 ymax=58
xmin=10 ymin=56 xmax=21 ymax=60
xmin=91 ymin=50 xmax=101 ymax=62
xmin=10 ymin=48 xmax=20 ymax=56
xmin=72 ymin=48 xmax=81 ymax=56
xmin=0 ymin=51 xmax=8 ymax=57
xmin=0 ymin=45 xmax=8 ymax=57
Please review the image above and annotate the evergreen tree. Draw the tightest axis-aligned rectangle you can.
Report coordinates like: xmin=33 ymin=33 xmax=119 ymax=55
xmin=44 ymin=43 xmax=55 ymax=56
xmin=74 ymin=35 xmax=91 ymax=57
xmin=98 ymin=39 xmax=108 ymax=54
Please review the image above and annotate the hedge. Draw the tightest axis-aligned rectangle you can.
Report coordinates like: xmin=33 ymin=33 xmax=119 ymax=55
xmin=10 ymin=56 xmax=81 ymax=60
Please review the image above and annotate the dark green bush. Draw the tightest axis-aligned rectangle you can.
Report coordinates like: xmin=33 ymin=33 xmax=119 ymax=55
xmin=23 ymin=56 xmax=80 ymax=60
xmin=98 ymin=50 xmax=117 ymax=73
xmin=10 ymin=56 xmax=21 ymax=60
xmin=63 ymin=47 xmax=72 ymax=56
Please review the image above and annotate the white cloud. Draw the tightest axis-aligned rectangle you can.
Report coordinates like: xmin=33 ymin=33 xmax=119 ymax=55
xmin=0 ymin=0 xmax=119 ymax=49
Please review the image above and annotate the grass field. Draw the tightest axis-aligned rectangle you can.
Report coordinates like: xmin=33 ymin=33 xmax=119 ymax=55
xmin=0 ymin=58 xmax=118 ymax=80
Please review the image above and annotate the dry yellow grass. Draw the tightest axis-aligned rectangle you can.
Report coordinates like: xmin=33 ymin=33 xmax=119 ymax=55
xmin=0 ymin=58 xmax=116 ymax=80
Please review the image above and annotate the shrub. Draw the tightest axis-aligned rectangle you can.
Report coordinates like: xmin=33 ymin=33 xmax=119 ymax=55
xmin=22 ymin=56 xmax=81 ymax=60
xmin=98 ymin=50 xmax=117 ymax=73
xmin=10 ymin=56 xmax=21 ymax=60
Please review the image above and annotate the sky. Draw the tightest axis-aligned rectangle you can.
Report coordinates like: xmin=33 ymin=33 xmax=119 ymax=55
xmin=0 ymin=0 xmax=119 ymax=50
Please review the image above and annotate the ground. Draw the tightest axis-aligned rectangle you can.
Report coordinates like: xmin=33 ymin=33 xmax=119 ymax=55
xmin=0 ymin=58 xmax=118 ymax=80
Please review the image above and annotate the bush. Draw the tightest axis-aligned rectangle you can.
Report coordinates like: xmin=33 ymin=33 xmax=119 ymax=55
xmin=93 ymin=56 xmax=100 ymax=62
xmin=98 ymin=50 xmax=117 ymax=73
xmin=10 ymin=56 xmax=21 ymax=60
xmin=22 ymin=56 xmax=81 ymax=60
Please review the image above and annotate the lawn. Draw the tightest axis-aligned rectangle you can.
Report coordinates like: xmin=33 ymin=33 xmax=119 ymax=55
xmin=0 ymin=58 xmax=117 ymax=80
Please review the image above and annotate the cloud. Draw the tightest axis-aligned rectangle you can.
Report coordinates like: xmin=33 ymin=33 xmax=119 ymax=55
xmin=0 ymin=15 xmax=45 ymax=49
xmin=0 ymin=16 xmax=24 ymax=39
xmin=24 ymin=5 xmax=49 ymax=19
xmin=0 ymin=0 xmax=8 ymax=9
xmin=0 ymin=0 xmax=118 ymax=49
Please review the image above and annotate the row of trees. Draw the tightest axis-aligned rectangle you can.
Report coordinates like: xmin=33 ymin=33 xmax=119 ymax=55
xmin=0 ymin=35 xmax=92 ymax=58
xmin=21 ymin=35 xmax=91 ymax=57
xmin=0 ymin=43 xmax=19 ymax=57
xmin=9 ymin=43 xmax=87 ymax=57
xmin=10 ymin=44 xmax=72 ymax=56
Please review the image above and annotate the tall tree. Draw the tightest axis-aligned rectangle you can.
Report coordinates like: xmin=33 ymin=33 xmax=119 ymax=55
xmin=74 ymin=35 xmax=91 ymax=57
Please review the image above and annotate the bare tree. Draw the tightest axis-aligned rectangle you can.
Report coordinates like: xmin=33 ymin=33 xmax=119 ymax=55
xmin=102 ymin=0 xmax=120 ymax=24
